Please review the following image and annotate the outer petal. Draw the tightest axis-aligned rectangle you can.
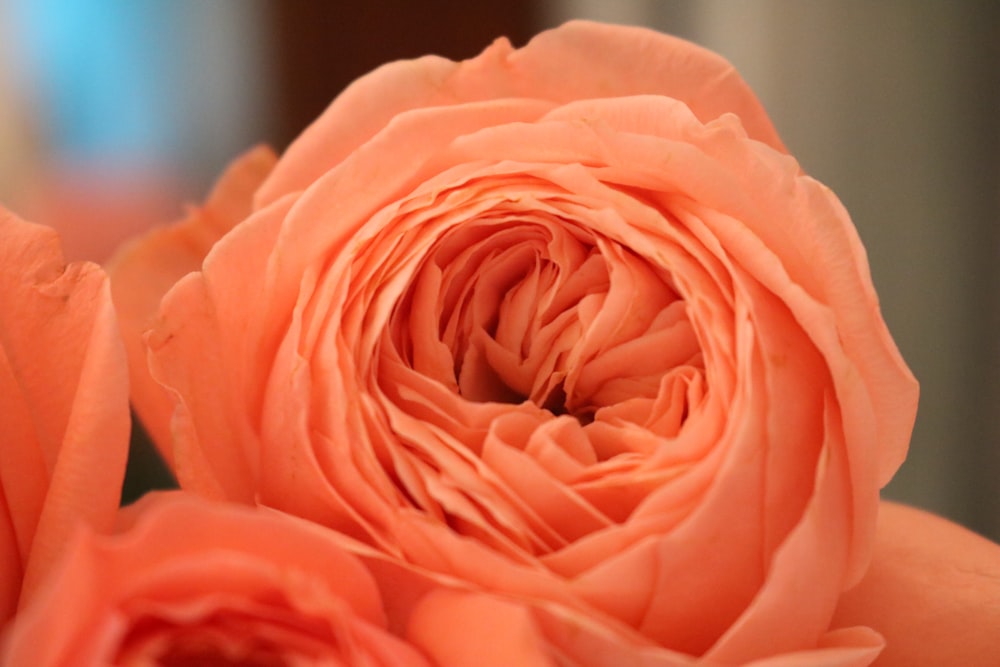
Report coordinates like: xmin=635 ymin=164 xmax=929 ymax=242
xmin=0 ymin=209 xmax=129 ymax=616
xmin=406 ymin=589 xmax=884 ymax=667
xmin=106 ymin=146 xmax=277 ymax=465
xmin=356 ymin=556 xmax=883 ymax=667
xmin=256 ymin=19 xmax=786 ymax=206
xmin=831 ymin=501 xmax=1000 ymax=666
xmin=407 ymin=590 xmax=559 ymax=667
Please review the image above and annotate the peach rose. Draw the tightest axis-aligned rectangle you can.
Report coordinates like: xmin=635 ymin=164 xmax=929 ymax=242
xmin=111 ymin=21 xmax=920 ymax=664
xmin=0 ymin=492 xmax=431 ymax=665
xmin=0 ymin=209 xmax=129 ymax=622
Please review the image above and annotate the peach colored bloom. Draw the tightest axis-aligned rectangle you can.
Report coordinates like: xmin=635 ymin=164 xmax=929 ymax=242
xmin=111 ymin=21 xmax=919 ymax=664
xmin=0 ymin=209 xmax=129 ymax=622
xmin=0 ymin=493 xmax=433 ymax=666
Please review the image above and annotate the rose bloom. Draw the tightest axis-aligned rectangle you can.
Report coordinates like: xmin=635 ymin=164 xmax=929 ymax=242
xmin=0 ymin=492 xmax=524 ymax=666
xmin=0 ymin=209 xmax=129 ymax=623
xmin=107 ymin=20 xmax=1000 ymax=665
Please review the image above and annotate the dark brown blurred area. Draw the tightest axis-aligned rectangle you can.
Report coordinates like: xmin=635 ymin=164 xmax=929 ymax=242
xmin=268 ymin=2 xmax=535 ymax=151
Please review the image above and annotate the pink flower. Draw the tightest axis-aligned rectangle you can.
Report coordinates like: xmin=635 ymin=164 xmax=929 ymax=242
xmin=0 ymin=492 xmax=431 ymax=665
xmin=109 ymin=21 xmax=931 ymax=664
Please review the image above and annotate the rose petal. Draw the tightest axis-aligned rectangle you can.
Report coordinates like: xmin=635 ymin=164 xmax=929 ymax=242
xmin=107 ymin=145 xmax=277 ymax=465
xmin=831 ymin=501 xmax=1000 ymax=666
xmin=0 ymin=209 xmax=129 ymax=615
xmin=741 ymin=628 xmax=883 ymax=667
xmin=147 ymin=193 xmax=294 ymax=502
xmin=407 ymin=589 xmax=557 ymax=667
xmin=408 ymin=588 xmax=885 ymax=667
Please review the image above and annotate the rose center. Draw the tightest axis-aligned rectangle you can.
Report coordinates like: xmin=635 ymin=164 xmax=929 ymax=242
xmin=116 ymin=607 xmax=345 ymax=667
xmin=393 ymin=218 xmax=704 ymax=433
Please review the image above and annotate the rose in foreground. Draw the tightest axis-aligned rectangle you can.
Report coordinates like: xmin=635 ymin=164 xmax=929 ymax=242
xmin=112 ymin=21 xmax=919 ymax=663
xmin=0 ymin=210 xmax=129 ymax=623
xmin=0 ymin=492 xmax=429 ymax=665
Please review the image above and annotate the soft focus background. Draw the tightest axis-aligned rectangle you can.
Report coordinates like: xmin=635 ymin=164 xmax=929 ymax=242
xmin=2 ymin=1 xmax=997 ymax=541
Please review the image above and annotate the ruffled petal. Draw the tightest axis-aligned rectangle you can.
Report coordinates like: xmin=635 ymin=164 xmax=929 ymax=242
xmin=257 ymin=20 xmax=785 ymax=206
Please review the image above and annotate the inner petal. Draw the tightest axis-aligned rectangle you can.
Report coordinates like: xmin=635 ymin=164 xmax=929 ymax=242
xmin=390 ymin=215 xmax=706 ymax=443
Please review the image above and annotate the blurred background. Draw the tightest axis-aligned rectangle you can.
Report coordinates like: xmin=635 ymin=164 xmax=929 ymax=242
xmin=1 ymin=1 xmax=997 ymax=540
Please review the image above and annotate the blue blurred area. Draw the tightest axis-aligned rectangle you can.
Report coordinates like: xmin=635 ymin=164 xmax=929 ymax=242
xmin=10 ymin=0 xmax=185 ymax=163
xmin=2 ymin=0 xmax=273 ymax=262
